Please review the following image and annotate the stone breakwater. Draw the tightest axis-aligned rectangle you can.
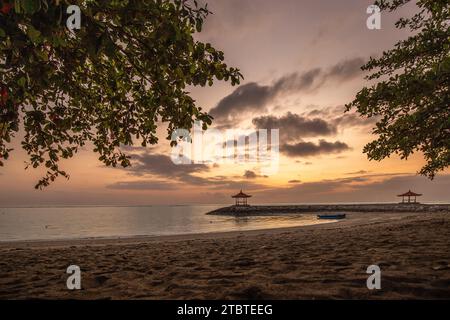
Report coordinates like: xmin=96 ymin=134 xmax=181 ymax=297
xmin=206 ymin=203 xmax=450 ymax=216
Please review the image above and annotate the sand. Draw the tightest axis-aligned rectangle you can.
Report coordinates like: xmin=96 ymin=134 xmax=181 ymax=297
xmin=0 ymin=212 xmax=449 ymax=299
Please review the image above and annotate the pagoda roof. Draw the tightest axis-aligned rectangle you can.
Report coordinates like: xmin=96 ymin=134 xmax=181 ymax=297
xmin=397 ymin=190 xmax=422 ymax=197
xmin=231 ymin=190 xmax=252 ymax=198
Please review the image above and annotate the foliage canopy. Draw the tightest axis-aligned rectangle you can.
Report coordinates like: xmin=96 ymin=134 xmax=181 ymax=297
xmin=347 ymin=0 xmax=450 ymax=178
xmin=0 ymin=0 xmax=242 ymax=188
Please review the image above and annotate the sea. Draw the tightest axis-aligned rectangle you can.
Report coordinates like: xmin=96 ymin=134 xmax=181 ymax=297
xmin=0 ymin=205 xmax=332 ymax=242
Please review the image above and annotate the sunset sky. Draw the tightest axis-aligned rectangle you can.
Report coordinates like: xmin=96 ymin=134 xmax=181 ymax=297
xmin=1 ymin=0 xmax=449 ymax=206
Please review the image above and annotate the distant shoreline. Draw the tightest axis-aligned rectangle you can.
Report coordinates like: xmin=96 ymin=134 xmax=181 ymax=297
xmin=207 ymin=203 xmax=450 ymax=216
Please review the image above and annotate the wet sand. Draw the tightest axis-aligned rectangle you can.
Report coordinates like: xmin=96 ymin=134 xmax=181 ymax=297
xmin=0 ymin=212 xmax=449 ymax=299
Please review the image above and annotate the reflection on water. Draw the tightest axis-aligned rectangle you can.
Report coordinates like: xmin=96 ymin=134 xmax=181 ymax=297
xmin=233 ymin=216 xmax=250 ymax=226
xmin=0 ymin=206 xmax=333 ymax=242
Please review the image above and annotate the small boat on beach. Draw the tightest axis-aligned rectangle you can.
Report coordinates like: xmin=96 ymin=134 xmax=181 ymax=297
xmin=317 ymin=214 xmax=346 ymax=220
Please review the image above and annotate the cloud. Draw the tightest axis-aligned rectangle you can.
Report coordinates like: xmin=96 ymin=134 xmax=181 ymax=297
xmin=112 ymin=152 xmax=214 ymax=187
xmin=209 ymin=58 xmax=364 ymax=124
xmin=109 ymin=151 xmax=270 ymax=190
xmin=108 ymin=176 xmax=268 ymax=191
xmin=280 ymin=139 xmax=350 ymax=157
xmin=209 ymin=83 xmax=272 ymax=121
xmin=272 ymin=68 xmax=322 ymax=93
xmin=288 ymin=180 xmax=301 ymax=184
xmin=253 ymin=174 xmax=450 ymax=204
xmin=242 ymin=170 xmax=268 ymax=179
xmin=305 ymin=106 xmax=377 ymax=129
xmin=107 ymin=181 xmax=177 ymax=190
xmin=326 ymin=57 xmax=365 ymax=81
xmin=252 ymin=112 xmax=336 ymax=141
xmin=127 ymin=153 xmax=209 ymax=177
xmin=346 ymin=170 xmax=370 ymax=175
xmin=243 ymin=170 xmax=258 ymax=179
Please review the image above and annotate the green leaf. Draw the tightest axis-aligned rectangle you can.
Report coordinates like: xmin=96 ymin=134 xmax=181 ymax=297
xmin=18 ymin=0 xmax=42 ymax=14
xmin=17 ymin=77 xmax=27 ymax=87
xmin=26 ymin=26 xmax=42 ymax=44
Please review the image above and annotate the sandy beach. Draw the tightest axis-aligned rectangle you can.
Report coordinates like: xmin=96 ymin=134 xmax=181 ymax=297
xmin=0 ymin=212 xmax=449 ymax=299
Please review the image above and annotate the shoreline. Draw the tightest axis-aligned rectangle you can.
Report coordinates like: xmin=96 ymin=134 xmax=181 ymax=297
xmin=0 ymin=212 xmax=423 ymax=249
xmin=207 ymin=203 xmax=450 ymax=216
xmin=0 ymin=222 xmax=337 ymax=249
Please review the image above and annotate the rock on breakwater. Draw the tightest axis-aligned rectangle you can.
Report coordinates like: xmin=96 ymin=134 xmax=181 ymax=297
xmin=206 ymin=203 xmax=450 ymax=216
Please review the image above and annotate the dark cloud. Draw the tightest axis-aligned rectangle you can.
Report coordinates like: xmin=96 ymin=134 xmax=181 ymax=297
xmin=295 ymin=160 xmax=312 ymax=165
xmin=305 ymin=106 xmax=376 ymax=129
xmin=107 ymin=181 xmax=177 ymax=190
xmin=210 ymin=58 xmax=364 ymax=123
xmin=326 ymin=58 xmax=365 ymax=81
xmin=288 ymin=180 xmax=301 ymax=184
xmin=346 ymin=170 xmax=370 ymax=175
xmin=128 ymin=153 xmax=209 ymax=178
xmin=210 ymin=83 xmax=272 ymax=121
xmin=114 ymin=152 xmax=213 ymax=187
xmin=333 ymin=113 xmax=377 ymax=128
xmin=110 ymin=151 xmax=269 ymax=190
xmin=242 ymin=170 xmax=268 ymax=179
xmin=272 ymin=68 xmax=321 ymax=93
xmin=243 ymin=170 xmax=258 ymax=179
xmin=280 ymin=139 xmax=350 ymax=157
xmin=252 ymin=112 xmax=336 ymax=141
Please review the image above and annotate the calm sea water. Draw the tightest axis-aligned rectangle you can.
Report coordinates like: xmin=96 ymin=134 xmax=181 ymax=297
xmin=0 ymin=205 xmax=331 ymax=242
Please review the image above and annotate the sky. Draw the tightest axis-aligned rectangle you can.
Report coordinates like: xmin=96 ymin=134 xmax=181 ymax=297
xmin=1 ymin=0 xmax=449 ymax=206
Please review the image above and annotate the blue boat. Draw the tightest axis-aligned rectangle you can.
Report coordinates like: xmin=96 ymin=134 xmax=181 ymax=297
xmin=317 ymin=214 xmax=346 ymax=220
